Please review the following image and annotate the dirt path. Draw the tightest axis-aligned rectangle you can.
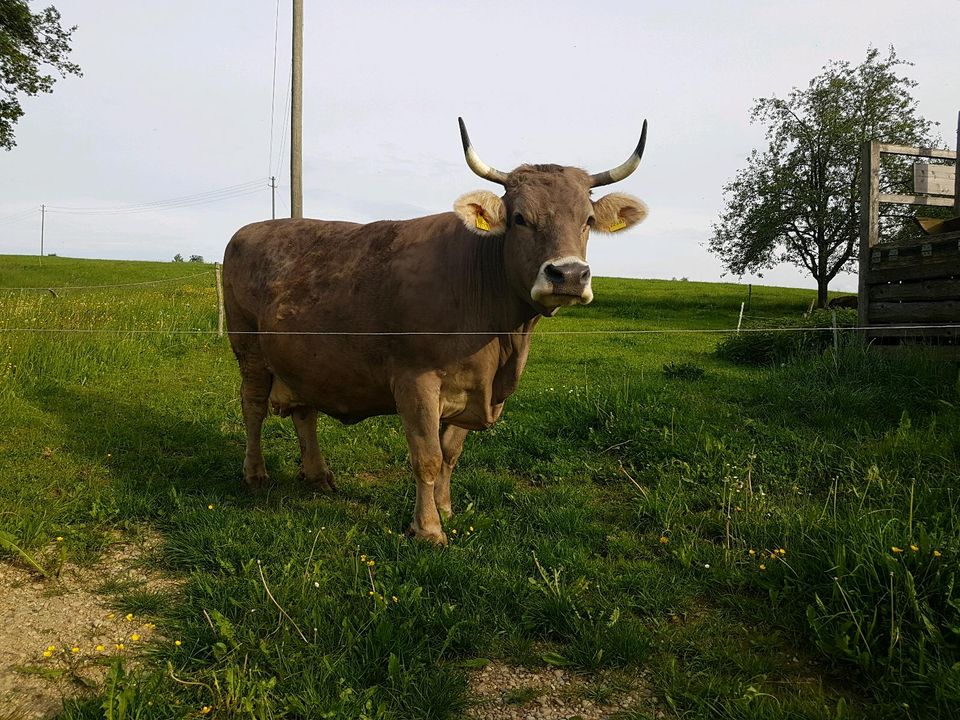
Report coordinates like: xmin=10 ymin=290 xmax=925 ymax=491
xmin=0 ymin=534 xmax=178 ymax=719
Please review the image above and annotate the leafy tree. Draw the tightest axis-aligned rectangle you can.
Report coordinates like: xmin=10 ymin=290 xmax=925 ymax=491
xmin=188 ymin=255 xmax=204 ymax=263
xmin=709 ymin=47 xmax=936 ymax=307
xmin=172 ymin=253 xmax=184 ymax=262
xmin=1 ymin=0 xmax=81 ymax=150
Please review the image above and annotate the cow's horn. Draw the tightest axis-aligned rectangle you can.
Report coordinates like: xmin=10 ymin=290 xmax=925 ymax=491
xmin=589 ymin=120 xmax=648 ymax=188
xmin=458 ymin=117 xmax=509 ymax=186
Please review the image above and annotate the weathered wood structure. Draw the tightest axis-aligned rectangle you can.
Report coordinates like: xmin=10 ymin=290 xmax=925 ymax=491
xmin=858 ymin=115 xmax=960 ymax=343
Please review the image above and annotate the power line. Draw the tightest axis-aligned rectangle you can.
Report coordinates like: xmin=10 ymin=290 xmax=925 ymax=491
xmin=274 ymin=66 xmax=292 ymax=179
xmin=0 ymin=208 xmax=38 ymax=226
xmin=44 ymin=180 xmax=266 ymax=215
xmin=268 ymin=0 xmax=282 ymax=177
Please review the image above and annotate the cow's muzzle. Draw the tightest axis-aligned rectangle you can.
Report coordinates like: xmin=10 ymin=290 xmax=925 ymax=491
xmin=531 ymin=257 xmax=593 ymax=308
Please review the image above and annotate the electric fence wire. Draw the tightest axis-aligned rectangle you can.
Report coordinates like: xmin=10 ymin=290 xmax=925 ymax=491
xmin=0 ymin=270 xmax=214 ymax=292
xmin=1 ymin=324 xmax=959 ymax=337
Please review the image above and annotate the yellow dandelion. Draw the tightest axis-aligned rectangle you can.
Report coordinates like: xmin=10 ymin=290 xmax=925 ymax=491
xmin=56 ymin=536 xmax=64 ymax=542
xmin=392 ymin=595 xmax=399 ymax=603
xmin=469 ymin=526 xmax=475 ymax=532
xmin=200 ymin=706 xmax=212 ymax=715
xmin=144 ymin=623 xmax=156 ymax=631
xmin=115 ymin=643 xmax=125 ymax=651
xmin=368 ymin=591 xmax=374 ymax=596
xmin=366 ymin=560 xmax=375 ymax=567
xmin=933 ymin=550 xmax=942 ymax=558
xmin=130 ymin=634 xmax=141 ymax=642
xmin=451 ymin=528 xmax=458 ymax=534
xmin=71 ymin=646 xmax=80 ymax=654
xmin=106 ymin=613 xmax=115 ymax=620
xmin=46 ymin=645 xmax=55 ymax=652
xmin=125 ymin=613 xmax=134 ymax=621
xmin=174 ymin=640 xmax=182 ymax=647
xmin=42 ymin=650 xmax=53 ymax=658
xmin=659 ymin=536 xmax=669 ymax=544
xmin=207 ymin=504 xmax=214 ymax=510
xmin=759 ymin=564 xmax=766 ymax=571
xmin=95 ymin=644 xmax=105 ymax=652
xmin=778 ymin=548 xmax=786 ymax=556
xmin=748 ymin=549 xmax=756 ymax=556
xmin=910 ymin=545 xmax=919 ymax=552
xmin=891 ymin=547 xmax=904 ymax=554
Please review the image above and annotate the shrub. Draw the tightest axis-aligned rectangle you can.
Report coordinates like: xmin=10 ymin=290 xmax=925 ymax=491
xmin=715 ymin=309 xmax=857 ymax=365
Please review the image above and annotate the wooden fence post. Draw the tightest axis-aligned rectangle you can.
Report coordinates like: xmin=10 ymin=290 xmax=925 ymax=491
xmin=858 ymin=140 xmax=880 ymax=336
xmin=215 ymin=263 xmax=225 ymax=337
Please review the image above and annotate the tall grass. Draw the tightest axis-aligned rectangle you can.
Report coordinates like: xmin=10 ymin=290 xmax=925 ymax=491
xmin=1 ymin=256 xmax=958 ymax=718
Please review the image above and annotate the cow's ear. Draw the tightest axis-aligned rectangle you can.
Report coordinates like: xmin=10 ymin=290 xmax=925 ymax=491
xmin=454 ymin=191 xmax=507 ymax=236
xmin=591 ymin=192 xmax=648 ymax=234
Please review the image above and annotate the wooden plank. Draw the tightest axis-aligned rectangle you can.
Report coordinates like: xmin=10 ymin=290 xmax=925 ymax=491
xmin=877 ymin=143 xmax=956 ymax=160
xmin=868 ymin=300 xmax=960 ymax=324
xmin=866 ymin=256 xmax=960 ymax=284
xmin=913 ymin=163 xmax=956 ymax=195
xmin=878 ymin=193 xmax=955 ymax=207
xmin=866 ymin=324 xmax=960 ymax=339
xmin=869 ymin=278 xmax=960 ymax=302
xmin=859 ymin=140 xmax=880 ymax=331
xmin=955 ymin=110 xmax=960 ymax=215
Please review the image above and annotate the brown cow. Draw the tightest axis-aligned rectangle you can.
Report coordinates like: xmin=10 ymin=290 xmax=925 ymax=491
xmin=222 ymin=118 xmax=648 ymax=543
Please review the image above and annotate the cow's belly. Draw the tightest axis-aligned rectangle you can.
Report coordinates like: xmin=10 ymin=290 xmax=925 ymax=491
xmin=260 ymin=334 xmax=516 ymax=430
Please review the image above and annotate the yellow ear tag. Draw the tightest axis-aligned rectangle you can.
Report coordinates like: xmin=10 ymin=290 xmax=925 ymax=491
xmin=475 ymin=215 xmax=491 ymax=232
xmin=607 ymin=218 xmax=627 ymax=232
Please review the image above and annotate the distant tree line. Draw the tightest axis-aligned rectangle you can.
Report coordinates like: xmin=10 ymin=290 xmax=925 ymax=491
xmin=172 ymin=254 xmax=204 ymax=263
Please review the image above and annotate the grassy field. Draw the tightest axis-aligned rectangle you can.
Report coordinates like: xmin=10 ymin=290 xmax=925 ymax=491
xmin=1 ymin=254 xmax=958 ymax=719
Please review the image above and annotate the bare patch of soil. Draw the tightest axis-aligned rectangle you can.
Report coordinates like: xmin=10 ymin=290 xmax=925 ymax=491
xmin=0 ymin=532 xmax=179 ymax=719
xmin=467 ymin=661 xmax=666 ymax=720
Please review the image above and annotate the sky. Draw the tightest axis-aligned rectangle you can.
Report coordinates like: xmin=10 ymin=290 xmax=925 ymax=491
xmin=1 ymin=0 xmax=958 ymax=294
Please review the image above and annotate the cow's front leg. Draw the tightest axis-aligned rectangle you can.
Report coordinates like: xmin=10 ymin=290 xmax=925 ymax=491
xmin=436 ymin=423 xmax=469 ymax=519
xmin=396 ymin=376 xmax=446 ymax=544
xmin=291 ymin=407 xmax=336 ymax=492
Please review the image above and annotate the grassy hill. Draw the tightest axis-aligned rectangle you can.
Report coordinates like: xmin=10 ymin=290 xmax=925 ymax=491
xmin=1 ymin=255 xmax=958 ymax=719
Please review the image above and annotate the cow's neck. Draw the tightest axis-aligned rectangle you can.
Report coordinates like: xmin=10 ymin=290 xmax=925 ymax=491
xmin=460 ymin=233 xmax=542 ymax=335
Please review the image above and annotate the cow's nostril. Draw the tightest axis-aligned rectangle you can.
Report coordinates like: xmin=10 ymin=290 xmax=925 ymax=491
xmin=544 ymin=264 xmax=565 ymax=285
xmin=579 ymin=267 xmax=591 ymax=283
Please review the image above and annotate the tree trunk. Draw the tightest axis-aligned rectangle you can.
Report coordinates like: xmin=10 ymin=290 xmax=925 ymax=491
xmin=816 ymin=274 xmax=830 ymax=308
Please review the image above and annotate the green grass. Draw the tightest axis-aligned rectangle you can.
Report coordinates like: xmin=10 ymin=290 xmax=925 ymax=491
xmin=1 ymin=254 xmax=959 ymax=719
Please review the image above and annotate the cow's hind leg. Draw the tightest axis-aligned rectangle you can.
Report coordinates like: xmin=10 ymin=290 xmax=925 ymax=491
xmin=238 ymin=355 xmax=272 ymax=490
xmin=291 ymin=407 xmax=336 ymax=493
xmin=436 ymin=423 xmax=468 ymax=519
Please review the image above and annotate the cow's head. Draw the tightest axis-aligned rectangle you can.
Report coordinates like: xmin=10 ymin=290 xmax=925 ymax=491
xmin=453 ymin=118 xmax=648 ymax=314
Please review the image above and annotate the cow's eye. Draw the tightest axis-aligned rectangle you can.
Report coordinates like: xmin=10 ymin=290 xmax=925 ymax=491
xmin=513 ymin=213 xmax=526 ymax=227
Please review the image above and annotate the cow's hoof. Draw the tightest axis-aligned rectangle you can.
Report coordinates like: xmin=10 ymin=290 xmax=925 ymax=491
xmin=244 ymin=473 xmax=270 ymax=491
xmin=299 ymin=468 xmax=337 ymax=494
xmin=406 ymin=524 xmax=448 ymax=546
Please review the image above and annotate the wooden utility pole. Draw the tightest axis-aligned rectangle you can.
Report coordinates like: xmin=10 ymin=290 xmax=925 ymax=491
xmin=290 ymin=0 xmax=303 ymax=219
xmin=39 ymin=204 xmax=45 ymax=265
xmin=269 ymin=176 xmax=277 ymax=219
